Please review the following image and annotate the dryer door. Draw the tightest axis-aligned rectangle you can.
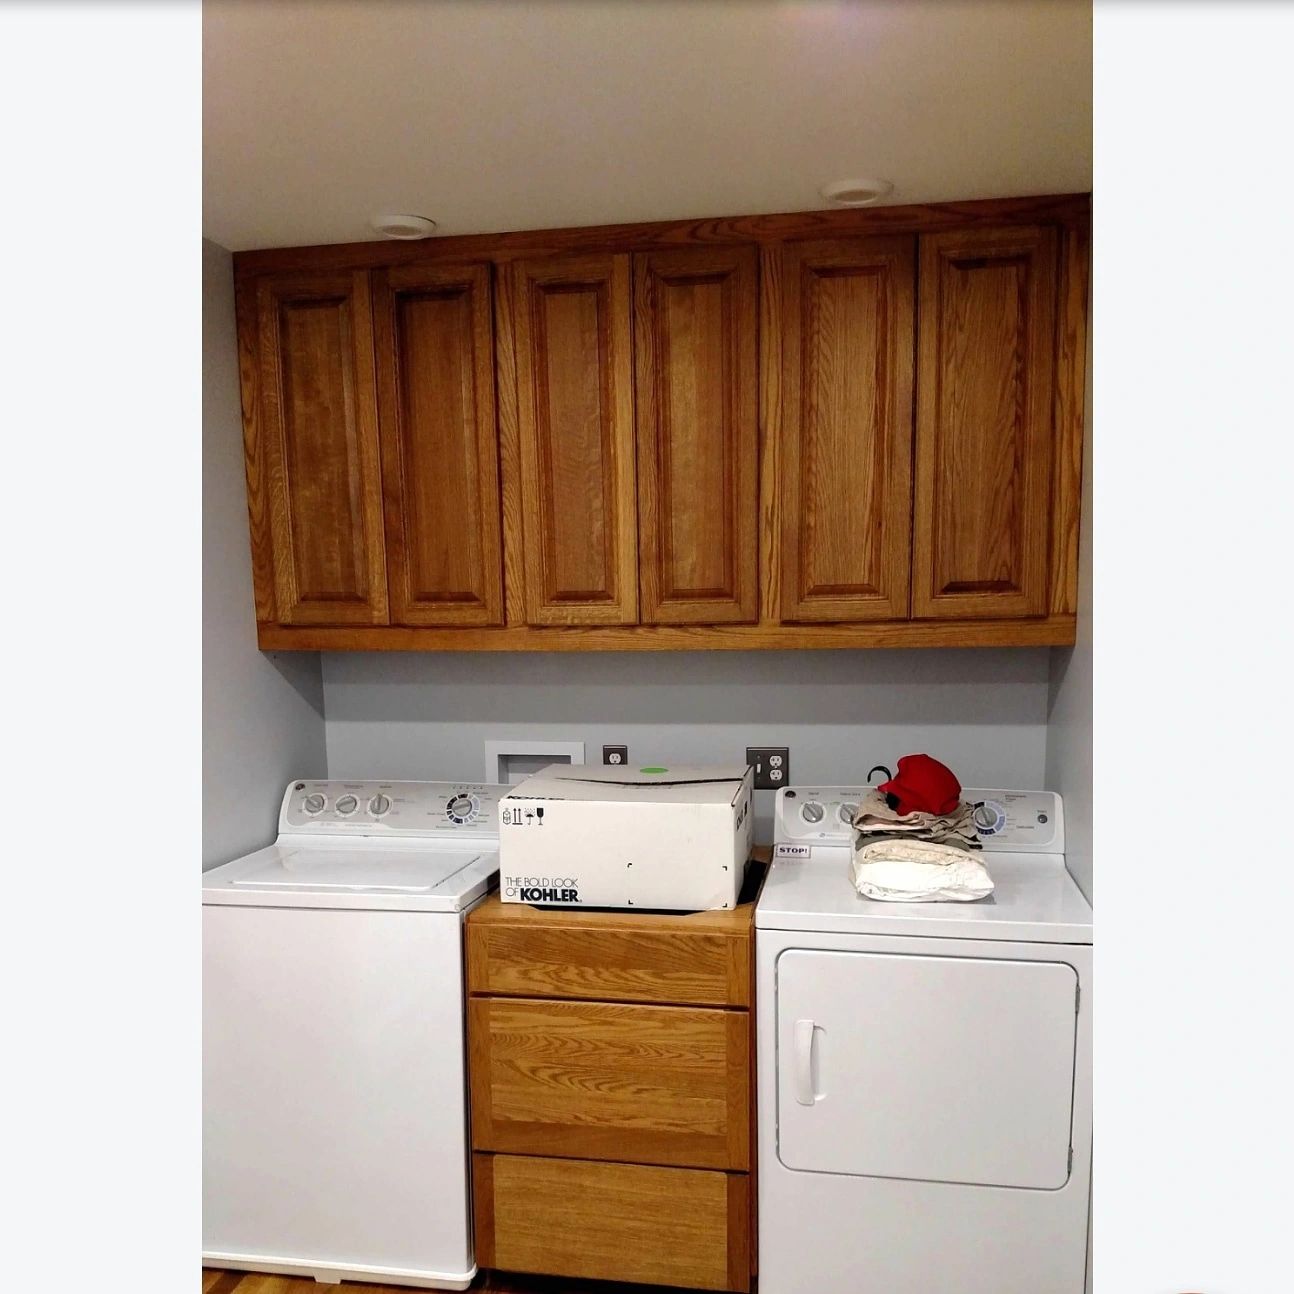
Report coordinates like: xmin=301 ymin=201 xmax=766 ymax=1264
xmin=776 ymin=949 xmax=1077 ymax=1189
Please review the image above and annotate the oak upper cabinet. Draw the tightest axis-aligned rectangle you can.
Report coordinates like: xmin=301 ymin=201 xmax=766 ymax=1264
xmin=779 ymin=237 xmax=916 ymax=622
xmin=248 ymin=271 xmax=389 ymax=625
xmin=372 ymin=263 xmax=504 ymax=626
xmin=913 ymin=225 xmax=1059 ymax=619
xmin=633 ymin=247 xmax=759 ymax=624
xmin=509 ymin=254 xmax=638 ymax=625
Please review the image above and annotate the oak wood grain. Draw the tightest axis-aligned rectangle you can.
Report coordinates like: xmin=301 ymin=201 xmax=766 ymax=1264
xmin=253 ymin=270 xmax=388 ymax=625
xmin=256 ymin=615 xmax=1077 ymax=652
xmin=233 ymin=194 xmax=1091 ymax=278
xmin=1049 ymin=216 xmax=1090 ymax=616
xmin=913 ymin=225 xmax=1059 ymax=619
xmin=467 ymin=919 xmax=750 ymax=1009
xmin=468 ymin=998 xmax=749 ymax=1170
xmin=373 ymin=262 xmax=504 ymax=626
xmin=779 ymin=237 xmax=916 ymax=621
xmin=493 ymin=262 xmax=528 ymax=626
xmin=233 ymin=277 xmax=277 ymax=624
xmin=512 ymin=254 xmax=638 ymax=624
xmin=473 ymin=1154 xmax=748 ymax=1292
xmin=633 ymin=246 xmax=759 ymax=624
xmin=757 ymin=245 xmax=784 ymax=626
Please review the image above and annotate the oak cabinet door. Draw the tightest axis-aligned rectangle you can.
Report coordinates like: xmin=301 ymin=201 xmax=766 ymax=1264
xmin=254 ymin=271 xmax=388 ymax=625
xmin=779 ymin=238 xmax=915 ymax=622
xmin=913 ymin=226 xmax=1059 ymax=618
xmin=511 ymin=254 xmax=638 ymax=625
xmin=634 ymin=247 xmax=759 ymax=624
xmin=373 ymin=263 xmax=504 ymax=626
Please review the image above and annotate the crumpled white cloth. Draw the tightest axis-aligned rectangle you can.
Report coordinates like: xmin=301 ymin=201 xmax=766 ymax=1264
xmin=850 ymin=837 xmax=994 ymax=903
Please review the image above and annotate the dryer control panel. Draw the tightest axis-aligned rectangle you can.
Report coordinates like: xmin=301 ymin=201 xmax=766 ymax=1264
xmin=773 ymin=787 xmax=1064 ymax=858
xmin=278 ymin=780 xmax=507 ymax=839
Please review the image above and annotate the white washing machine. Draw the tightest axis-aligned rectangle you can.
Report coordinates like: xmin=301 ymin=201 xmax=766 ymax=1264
xmin=758 ymin=787 xmax=1092 ymax=1294
xmin=203 ymin=779 xmax=505 ymax=1290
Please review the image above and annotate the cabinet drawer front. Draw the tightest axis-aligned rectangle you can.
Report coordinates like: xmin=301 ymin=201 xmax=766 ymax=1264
xmin=474 ymin=1153 xmax=750 ymax=1292
xmin=467 ymin=920 xmax=750 ymax=1008
xmin=469 ymin=998 xmax=749 ymax=1170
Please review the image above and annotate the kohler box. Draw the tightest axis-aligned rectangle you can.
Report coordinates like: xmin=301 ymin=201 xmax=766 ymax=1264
xmin=499 ymin=764 xmax=754 ymax=911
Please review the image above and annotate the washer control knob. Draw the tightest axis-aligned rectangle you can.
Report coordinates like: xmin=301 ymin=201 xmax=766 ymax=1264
xmin=446 ymin=793 xmax=476 ymax=823
xmin=369 ymin=793 xmax=391 ymax=816
xmin=801 ymin=801 xmax=825 ymax=824
xmin=839 ymin=802 xmax=858 ymax=825
xmin=335 ymin=794 xmax=358 ymax=816
xmin=302 ymin=794 xmax=326 ymax=815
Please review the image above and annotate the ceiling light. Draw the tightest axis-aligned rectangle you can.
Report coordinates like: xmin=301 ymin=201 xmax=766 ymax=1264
xmin=820 ymin=178 xmax=894 ymax=207
xmin=371 ymin=213 xmax=438 ymax=240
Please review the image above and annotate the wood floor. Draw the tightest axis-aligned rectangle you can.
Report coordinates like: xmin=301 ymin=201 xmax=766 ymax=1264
xmin=203 ymin=1269 xmax=720 ymax=1294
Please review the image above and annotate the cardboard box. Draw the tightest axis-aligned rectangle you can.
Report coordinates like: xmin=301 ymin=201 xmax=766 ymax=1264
xmin=499 ymin=764 xmax=754 ymax=911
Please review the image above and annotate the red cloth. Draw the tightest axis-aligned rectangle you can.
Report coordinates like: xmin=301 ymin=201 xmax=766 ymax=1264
xmin=878 ymin=754 xmax=962 ymax=817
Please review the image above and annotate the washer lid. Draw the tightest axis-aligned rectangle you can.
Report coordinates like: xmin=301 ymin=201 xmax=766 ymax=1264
xmin=755 ymin=853 xmax=1092 ymax=944
xmin=203 ymin=841 xmax=498 ymax=911
xmin=232 ymin=846 xmax=483 ymax=893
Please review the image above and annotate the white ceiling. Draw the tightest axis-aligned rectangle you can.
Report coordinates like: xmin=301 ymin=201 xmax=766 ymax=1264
xmin=203 ymin=0 xmax=1091 ymax=252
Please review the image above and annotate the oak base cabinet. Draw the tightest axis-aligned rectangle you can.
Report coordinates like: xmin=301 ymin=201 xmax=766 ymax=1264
xmin=465 ymin=872 xmax=763 ymax=1291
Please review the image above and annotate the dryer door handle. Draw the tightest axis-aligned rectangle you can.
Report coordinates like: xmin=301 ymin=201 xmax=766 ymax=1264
xmin=793 ymin=1018 xmax=819 ymax=1106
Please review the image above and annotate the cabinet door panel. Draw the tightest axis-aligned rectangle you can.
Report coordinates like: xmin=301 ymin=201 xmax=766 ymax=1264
xmin=634 ymin=247 xmax=758 ymax=623
xmin=256 ymin=272 xmax=388 ymax=625
xmin=512 ymin=254 xmax=637 ymax=624
xmin=373 ymin=263 xmax=503 ymax=626
xmin=914 ymin=225 xmax=1058 ymax=618
xmin=780 ymin=238 xmax=915 ymax=622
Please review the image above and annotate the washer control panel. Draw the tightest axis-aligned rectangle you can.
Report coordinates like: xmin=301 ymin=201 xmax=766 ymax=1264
xmin=773 ymin=786 xmax=1063 ymax=856
xmin=279 ymin=780 xmax=506 ymax=838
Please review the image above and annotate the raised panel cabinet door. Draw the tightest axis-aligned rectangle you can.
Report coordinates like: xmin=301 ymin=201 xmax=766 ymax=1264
xmin=634 ymin=247 xmax=759 ymax=623
xmin=913 ymin=225 xmax=1059 ymax=618
xmin=511 ymin=254 xmax=638 ymax=624
xmin=254 ymin=271 xmax=388 ymax=625
xmin=779 ymin=237 xmax=915 ymax=622
xmin=372 ymin=263 xmax=504 ymax=626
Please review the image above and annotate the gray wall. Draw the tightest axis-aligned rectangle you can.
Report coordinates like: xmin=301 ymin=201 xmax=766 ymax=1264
xmin=321 ymin=648 xmax=1052 ymax=841
xmin=1045 ymin=319 xmax=1094 ymax=903
xmin=203 ymin=238 xmax=328 ymax=868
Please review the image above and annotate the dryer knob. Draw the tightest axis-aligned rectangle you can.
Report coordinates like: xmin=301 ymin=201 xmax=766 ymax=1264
xmin=369 ymin=793 xmax=391 ymax=816
xmin=801 ymin=801 xmax=825 ymax=824
xmin=839 ymin=802 xmax=858 ymax=825
xmin=335 ymin=794 xmax=358 ymax=816
xmin=303 ymin=794 xmax=326 ymax=815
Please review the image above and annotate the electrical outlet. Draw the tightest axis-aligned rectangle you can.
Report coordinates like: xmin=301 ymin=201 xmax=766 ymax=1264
xmin=603 ymin=744 xmax=629 ymax=766
xmin=746 ymin=746 xmax=790 ymax=790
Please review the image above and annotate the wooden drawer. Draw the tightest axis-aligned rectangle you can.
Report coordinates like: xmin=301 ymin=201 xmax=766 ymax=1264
xmin=466 ymin=899 xmax=753 ymax=1008
xmin=469 ymin=997 xmax=749 ymax=1169
xmin=474 ymin=1153 xmax=750 ymax=1292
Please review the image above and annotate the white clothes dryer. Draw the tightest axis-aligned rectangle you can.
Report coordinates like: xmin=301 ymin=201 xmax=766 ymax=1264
xmin=203 ymin=779 xmax=505 ymax=1290
xmin=757 ymin=787 xmax=1092 ymax=1294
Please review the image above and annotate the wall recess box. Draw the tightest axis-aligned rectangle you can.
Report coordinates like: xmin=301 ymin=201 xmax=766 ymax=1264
xmin=484 ymin=739 xmax=586 ymax=785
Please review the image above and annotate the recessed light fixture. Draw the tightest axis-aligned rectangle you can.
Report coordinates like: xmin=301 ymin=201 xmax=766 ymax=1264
xmin=371 ymin=213 xmax=438 ymax=240
xmin=820 ymin=178 xmax=894 ymax=207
